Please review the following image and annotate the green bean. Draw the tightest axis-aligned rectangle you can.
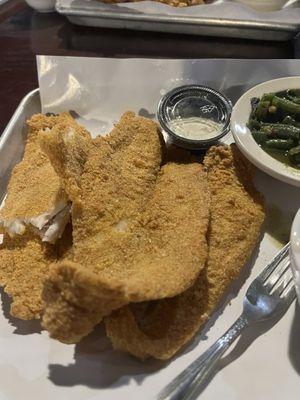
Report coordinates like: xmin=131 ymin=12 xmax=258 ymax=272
xmin=275 ymin=90 xmax=288 ymax=98
xmin=261 ymin=122 xmax=284 ymax=128
xmin=248 ymin=90 xmax=300 ymax=167
xmin=286 ymin=95 xmax=300 ymax=104
xmin=264 ymin=138 xmax=295 ymax=150
xmin=286 ymin=89 xmax=300 ymax=103
xmin=288 ymin=145 xmax=300 ymax=165
xmin=288 ymin=89 xmax=300 ymax=97
xmin=247 ymin=119 xmax=261 ymax=130
xmin=261 ymin=124 xmax=300 ymax=140
xmin=276 ymin=90 xmax=300 ymax=103
xmin=283 ymin=116 xmax=300 ymax=128
xmin=261 ymin=93 xmax=275 ymax=102
xmin=271 ymin=96 xmax=300 ymax=115
xmin=252 ymin=130 xmax=268 ymax=145
xmin=256 ymin=100 xmax=270 ymax=120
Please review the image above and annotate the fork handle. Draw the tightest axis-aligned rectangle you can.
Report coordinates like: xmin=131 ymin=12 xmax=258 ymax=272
xmin=156 ymin=316 xmax=248 ymax=400
xmin=181 ymin=316 xmax=248 ymax=400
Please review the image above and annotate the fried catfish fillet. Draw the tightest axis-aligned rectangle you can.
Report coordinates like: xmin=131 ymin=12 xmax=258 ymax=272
xmin=39 ymin=112 xmax=210 ymax=343
xmin=105 ymin=144 xmax=265 ymax=360
xmin=0 ymin=113 xmax=84 ymax=243
xmin=0 ymin=224 xmax=73 ymax=320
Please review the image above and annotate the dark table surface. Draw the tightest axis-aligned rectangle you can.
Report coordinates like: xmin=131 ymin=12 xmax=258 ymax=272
xmin=0 ymin=0 xmax=299 ymax=133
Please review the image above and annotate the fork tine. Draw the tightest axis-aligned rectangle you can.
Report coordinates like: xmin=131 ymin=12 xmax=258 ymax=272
xmin=281 ymin=280 xmax=297 ymax=301
xmin=258 ymin=243 xmax=290 ymax=283
xmin=285 ymin=286 xmax=297 ymax=304
xmin=264 ymin=259 xmax=290 ymax=291
xmin=271 ymin=268 xmax=293 ymax=297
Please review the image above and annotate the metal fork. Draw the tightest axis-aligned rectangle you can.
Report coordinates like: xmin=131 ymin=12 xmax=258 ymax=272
xmin=156 ymin=243 xmax=296 ymax=400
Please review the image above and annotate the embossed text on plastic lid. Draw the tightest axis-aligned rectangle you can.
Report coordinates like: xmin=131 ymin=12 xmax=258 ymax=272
xmin=157 ymin=85 xmax=232 ymax=150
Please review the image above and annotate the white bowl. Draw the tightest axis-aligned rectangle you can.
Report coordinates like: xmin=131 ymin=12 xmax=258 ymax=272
xmin=291 ymin=209 xmax=300 ymax=304
xmin=24 ymin=0 xmax=56 ymax=12
xmin=235 ymin=0 xmax=288 ymax=12
xmin=231 ymin=76 xmax=300 ymax=187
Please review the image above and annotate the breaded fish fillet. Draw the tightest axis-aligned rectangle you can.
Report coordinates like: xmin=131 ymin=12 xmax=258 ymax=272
xmin=0 ymin=224 xmax=73 ymax=320
xmin=0 ymin=113 xmax=82 ymax=243
xmin=40 ymin=112 xmax=211 ymax=343
xmin=105 ymin=144 xmax=265 ymax=360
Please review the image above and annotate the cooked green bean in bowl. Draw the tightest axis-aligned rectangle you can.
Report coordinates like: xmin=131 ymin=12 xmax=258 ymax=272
xmin=248 ymin=89 xmax=300 ymax=168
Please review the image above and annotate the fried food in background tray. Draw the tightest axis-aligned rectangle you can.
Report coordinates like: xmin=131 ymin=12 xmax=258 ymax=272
xmin=40 ymin=112 xmax=211 ymax=344
xmin=105 ymin=144 xmax=265 ymax=359
xmin=99 ymin=0 xmax=206 ymax=7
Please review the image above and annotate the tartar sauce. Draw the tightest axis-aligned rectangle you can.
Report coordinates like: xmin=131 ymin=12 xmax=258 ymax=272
xmin=169 ymin=117 xmax=222 ymax=141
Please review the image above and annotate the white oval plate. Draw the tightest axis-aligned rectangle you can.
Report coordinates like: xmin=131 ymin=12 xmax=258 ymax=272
xmin=231 ymin=76 xmax=300 ymax=187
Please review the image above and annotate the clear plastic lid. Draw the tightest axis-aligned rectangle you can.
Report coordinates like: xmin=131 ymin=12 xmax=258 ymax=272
xmin=157 ymin=85 xmax=232 ymax=150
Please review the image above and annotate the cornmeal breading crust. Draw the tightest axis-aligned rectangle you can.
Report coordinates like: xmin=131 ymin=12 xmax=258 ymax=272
xmin=0 ymin=113 xmax=74 ymax=224
xmin=0 ymin=224 xmax=73 ymax=320
xmin=105 ymin=144 xmax=265 ymax=359
xmin=40 ymin=112 xmax=211 ymax=344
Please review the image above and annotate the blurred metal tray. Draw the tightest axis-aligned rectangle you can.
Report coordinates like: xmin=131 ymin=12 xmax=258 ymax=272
xmin=56 ymin=1 xmax=300 ymax=41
